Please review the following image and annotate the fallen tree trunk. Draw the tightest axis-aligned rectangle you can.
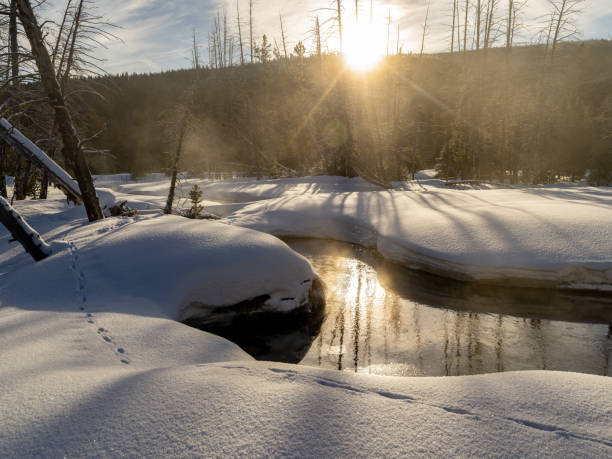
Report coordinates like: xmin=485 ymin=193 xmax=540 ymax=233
xmin=0 ymin=195 xmax=51 ymax=261
xmin=0 ymin=118 xmax=82 ymax=204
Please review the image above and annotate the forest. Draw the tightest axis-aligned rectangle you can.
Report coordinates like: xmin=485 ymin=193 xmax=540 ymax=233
xmin=81 ymin=40 xmax=612 ymax=186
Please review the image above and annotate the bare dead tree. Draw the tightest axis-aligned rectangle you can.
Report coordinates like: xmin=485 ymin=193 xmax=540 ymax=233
xmin=249 ymin=0 xmax=254 ymax=63
xmin=16 ymin=0 xmax=103 ymax=221
xmin=451 ymin=0 xmax=457 ymax=52
xmin=315 ymin=16 xmax=322 ymax=57
xmin=386 ymin=9 xmax=390 ymax=55
xmin=546 ymin=0 xmax=585 ymax=61
xmin=456 ymin=0 xmax=462 ymax=52
xmin=279 ymin=13 xmax=288 ymax=59
xmin=337 ymin=0 xmax=343 ymax=53
xmin=396 ymin=23 xmax=400 ymax=55
xmin=420 ymin=0 xmax=431 ymax=56
xmin=223 ymin=8 xmax=228 ymax=67
xmin=483 ymin=0 xmax=500 ymax=49
xmin=164 ymin=113 xmax=187 ymax=215
xmin=475 ymin=0 xmax=482 ymax=49
xmin=8 ymin=0 xmax=17 ymax=81
xmin=191 ymin=29 xmax=200 ymax=69
xmin=236 ymin=0 xmax=244 ymax=65
xmin=509 ymin=0 xmax=528 ymax=46
xmin=506 ymin=0 xmax=513 ymax=48
xmin=464 ymin=0 xmax=469 ymax=52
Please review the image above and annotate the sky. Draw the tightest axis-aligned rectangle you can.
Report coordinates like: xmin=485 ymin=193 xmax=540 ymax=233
xmin=46 ymin=0 xmax=612 ymax=75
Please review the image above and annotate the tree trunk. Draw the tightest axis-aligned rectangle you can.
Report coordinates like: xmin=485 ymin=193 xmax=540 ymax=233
xmin=464 ymin=0 xmax=469 ymax=52
xmin=13 ymin=155 xmax=23 ymax=200
xmin=0 ymin=144 xmax=7 ymax=198
xmin=420 ymin=1 xmax=430 ymax=56
xmin=506 ymin=0 xmax=513 ymax=48
xmin=164 ymin=116 xmax=188 ymax=215
xmin=249 ymin=0 xmax=254 ymax=64
xmin=9 ymin=0 xmax=19 ymax=83
xmin=39 ymin=170 xmax=48 ymax=199
xmin=16 ymin=0 xmax=103 ymax=222
xmin=475 ymin=0 xmax=481 ymax=50
xmin=337 ymin=0 xmax=343 ymax=54
xmin=451 ymin=0 xmax=456 ymax=52
xmin=237 ymin=0 xmax=244 ymax=65
xmin=0 ymin=195 xmax=51 ymax=261
xmin=20 ymin=158 xmax=32 ymax=199
xmin=61 ymin=0 xmax=84 ymax=89
xmin=550 ymin=0 xmax=567 ymax=62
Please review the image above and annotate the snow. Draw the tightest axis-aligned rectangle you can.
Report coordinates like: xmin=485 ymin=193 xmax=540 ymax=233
xmin=0 ymin=196 xmax=52 ymax=257
xmin=1 ymin=203 xmax=316 ymax=320
xmin=115 ymin=174 xmax=612 ymax=290
xmin=1 ymin=175 xmax=611 ymax=457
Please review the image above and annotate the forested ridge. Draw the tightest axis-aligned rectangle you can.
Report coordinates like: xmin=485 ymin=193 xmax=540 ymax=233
xmin=74 ymin=40 xmax=612 ymax=185
xmin=3 ymin=40 xmax=612 ymax=189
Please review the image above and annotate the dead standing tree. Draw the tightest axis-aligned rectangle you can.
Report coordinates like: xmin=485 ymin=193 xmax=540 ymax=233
xmin=16 ymin=0 xmax=103 ymax=221
xmin=164 ymin=111 xmax=188 ymax=215
xmin=545 ymin=0 xmax=585 ymax=62
xmin=420 ymin=0 xmax=431 ymax=56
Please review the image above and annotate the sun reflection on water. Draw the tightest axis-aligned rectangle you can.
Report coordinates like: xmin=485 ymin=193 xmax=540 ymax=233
xmin=288 ymin=239 xmax=612 ymax=378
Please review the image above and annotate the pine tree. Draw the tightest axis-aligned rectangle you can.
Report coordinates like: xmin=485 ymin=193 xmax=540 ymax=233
xmin=187 ymin=184 xmax=204 ymax=219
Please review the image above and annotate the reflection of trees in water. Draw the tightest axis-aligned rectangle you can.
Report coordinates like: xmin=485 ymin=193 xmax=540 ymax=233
xmin=413 ymin=303 xmax=423 ymax=373
xmin=496 ymin=315 xmax=504 ymax=372
xmin=528 ymin=319 xmax=548 ymax=370
xmin=290 ymin=240 xmax=611 ymax=377
xmin=603 ymin=325 xmax=611 ymax=376
xmin=383 ymin=292 xmax=390 ymax=365
xmin=443 ymin=312 xmax=450 ymax=376
xmin=391 ymin=296 xmax=401 ymax=339
xmin=351 ymin=265 xmax=363 ymax=372
xmin=467 ymin=313 xmax=482 ymax=373
xmin=364 ymin=273 xmax=374 ymax=373
xmin=455 ymin=312 xmax=464 ymax=375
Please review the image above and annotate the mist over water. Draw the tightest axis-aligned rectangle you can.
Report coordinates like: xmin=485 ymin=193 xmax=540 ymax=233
xmin=287 ymin=239 xmax=612 ymax=377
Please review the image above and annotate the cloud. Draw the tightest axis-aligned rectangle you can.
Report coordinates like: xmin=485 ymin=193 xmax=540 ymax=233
xmin=45 ymin=0 xmax=612 ymax=74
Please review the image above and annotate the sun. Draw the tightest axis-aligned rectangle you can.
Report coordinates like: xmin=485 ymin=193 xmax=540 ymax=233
xmin=343 ymin=20 xmax=384 ymax=71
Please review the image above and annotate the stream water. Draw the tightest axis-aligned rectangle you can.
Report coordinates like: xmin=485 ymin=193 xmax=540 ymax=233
xmin=286 ymin=239 xmax=612 ymax=377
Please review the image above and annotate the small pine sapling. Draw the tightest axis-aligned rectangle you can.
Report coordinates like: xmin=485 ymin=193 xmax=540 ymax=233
xmin=187 ymin=184 xmax=204 ymax=219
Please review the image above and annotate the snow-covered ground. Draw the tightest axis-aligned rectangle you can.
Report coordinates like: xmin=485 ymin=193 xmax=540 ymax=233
xmin=1 ymin=174 xmax=611 ymax=456
xmin=114 ymin=172 xmax=612 ymax=290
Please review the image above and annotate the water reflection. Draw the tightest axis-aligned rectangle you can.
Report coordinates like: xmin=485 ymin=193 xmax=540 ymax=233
xmin=285 ymin=238 xmax=612 ymax=377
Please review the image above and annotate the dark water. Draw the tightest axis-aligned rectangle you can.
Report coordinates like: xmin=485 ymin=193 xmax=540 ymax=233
xmin=285 ymin=239 xmax=612 ymax=377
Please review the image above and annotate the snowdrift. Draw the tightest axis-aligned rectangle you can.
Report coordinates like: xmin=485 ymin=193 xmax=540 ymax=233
xmin=1 ymin=213 xmax=318 ymax=321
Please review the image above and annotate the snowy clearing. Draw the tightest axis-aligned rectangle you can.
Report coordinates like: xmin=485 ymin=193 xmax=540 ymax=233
xmin=1 ymin=175 xmax=611 ymax=456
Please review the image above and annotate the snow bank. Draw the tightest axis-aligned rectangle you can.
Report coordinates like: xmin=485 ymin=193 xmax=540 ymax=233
xmin=112 ymin=174 xmax=612 ymax=289
xmin=220 ymin=185 xmax=612 ymax=290
xmin=1 ymin=214 xmax=316 ymax=320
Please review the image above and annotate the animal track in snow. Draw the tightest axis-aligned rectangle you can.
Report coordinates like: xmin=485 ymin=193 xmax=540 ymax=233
xmin=68 ymin=240 xmax=131 ymax=366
